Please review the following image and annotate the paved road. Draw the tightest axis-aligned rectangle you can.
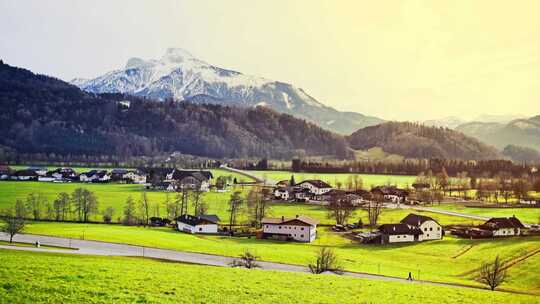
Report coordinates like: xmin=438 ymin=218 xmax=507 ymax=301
xmin=220 ymin=165 xmax=276 ymax=186
xmin=0 ymin=232 xmax=482 ymax=291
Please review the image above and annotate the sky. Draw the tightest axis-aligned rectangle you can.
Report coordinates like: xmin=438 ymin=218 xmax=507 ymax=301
xmin=1 ymin=0 xmax=539 ymax=121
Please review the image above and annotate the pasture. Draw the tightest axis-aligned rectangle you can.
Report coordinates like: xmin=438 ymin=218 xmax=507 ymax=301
xmin=430 ymin=204 xmax=540 ymax=225
xmin=2 ymin=250 xmax=537 ymax=304
xmin=248 ymin=170 xmax=416 ymax=188
xmin=18 ymin=221 xmax=540 ymax=293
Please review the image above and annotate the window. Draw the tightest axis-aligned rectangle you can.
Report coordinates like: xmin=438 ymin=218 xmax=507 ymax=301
xmin=265 ymin=225 xmax=268 ymax=228
xmin=424 ymin=228 xmax=427 ymax=231
xmin=199 ymin=227 xmax=202 ymax=232
xmin=301 ymin=227 xmax=304 ymax=231
xmin=437 ymin=227 xmax=440 ymax=231
xmin=279 ymin=226 xmax=281 ymax=229
xmin=397 ymin=235 xmax=400 ymax=238
xmin=300 ymin=235 xmax=304 ymax=238
xmin=426 ymin=234 xmax=429 ymax=237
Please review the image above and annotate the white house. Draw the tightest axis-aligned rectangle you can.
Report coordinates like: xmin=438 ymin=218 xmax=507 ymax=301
xmin=371 ymin=186 xmax=409 ymax=204
xmin=80 ymin=170 xmax=110 ymax=183
xmin=378 ymin=224 xmax=423 ymax=244
xmin=166 ymin=169 xmax=213 ymax=192
xmin=262 ymin=215 xmax=319 ymax=242
xmin=123 ymin=170 xmax=147 ymax=184
xmin=296 ymin=180 xmax=333 ymax=195
xmin=480 ymin=217 xmax=526 ymax=237
xmin=176 ymin=214 xmax=220 ymax=234
xmin=38 ymin=176 xmax=56 ymax=182
xmin=400 ymin=214 xmax=443 ymax=241
xmin=274 ymin=188 xmax=290 ymax=200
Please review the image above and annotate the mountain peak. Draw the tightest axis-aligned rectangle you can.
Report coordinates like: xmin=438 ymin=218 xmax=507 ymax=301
xmin=161 ymin=48 xmax=196 ymax=63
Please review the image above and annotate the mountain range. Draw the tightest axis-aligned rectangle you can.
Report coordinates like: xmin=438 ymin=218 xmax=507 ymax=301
xmin=0 ymin=60 xmax=507 ymax=161
xmin=423 ymin=114 xmax=526 ymax=129
xmin=456 ymin=116 xmax=540 ymax=152
xmin=72 ymin=48 xmax=383 ymax=135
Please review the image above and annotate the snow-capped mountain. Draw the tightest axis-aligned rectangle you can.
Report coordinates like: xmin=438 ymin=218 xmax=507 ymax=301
xmin=72 ymin=48 xmax=383 ymax=134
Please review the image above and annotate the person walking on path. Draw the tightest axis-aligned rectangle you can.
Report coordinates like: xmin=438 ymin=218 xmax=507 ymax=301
xmin=407 ymin=272 xmax=413 ymax=281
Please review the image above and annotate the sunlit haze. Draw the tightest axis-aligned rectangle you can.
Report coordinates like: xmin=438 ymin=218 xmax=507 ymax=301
xmin=1 ymin=0 xmax=538 ymax=120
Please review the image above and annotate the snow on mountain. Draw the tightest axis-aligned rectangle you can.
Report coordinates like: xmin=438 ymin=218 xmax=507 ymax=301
xmin=71 ymin=48 xmax=383 ymax=134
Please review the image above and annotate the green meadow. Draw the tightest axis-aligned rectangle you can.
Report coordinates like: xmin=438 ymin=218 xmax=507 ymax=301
xmin=17 ymin=221 xmax=540 ymax=293
xmin=2 ymin=250 xmax=538 ymax=304
xmin=249 ymin=170 xmax=417 ymax=188
xmin=430 ymin=204 xmax=540 ymax=225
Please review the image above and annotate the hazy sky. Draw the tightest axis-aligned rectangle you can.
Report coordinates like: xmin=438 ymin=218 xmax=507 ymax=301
xmin=1 ymin=1 xmax=539 ymax=121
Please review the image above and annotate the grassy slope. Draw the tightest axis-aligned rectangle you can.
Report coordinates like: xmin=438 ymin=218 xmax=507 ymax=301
xmin=20 ymin=221 xmax=540 ymax=292
xmin=249 ymin=170 xmax=417 ymax=188
xmin=430 ymin=204 xmax=540 ymax=224
xmin=1 ymin=250 xmax=538 ymax=304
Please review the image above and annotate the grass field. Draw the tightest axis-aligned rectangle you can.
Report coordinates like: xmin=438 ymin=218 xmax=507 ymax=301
xmin=0 ymin=169 xmax=253 ymax=222
xmin=430 ymin=204 xmax=540 ymax=225
xmin=18 ymin=221 xmax=540 ymax=292
xmin=2 ymin=250 xmax=538 ymax=304
xmin=248 ymin=170 xmax=417 ymax=188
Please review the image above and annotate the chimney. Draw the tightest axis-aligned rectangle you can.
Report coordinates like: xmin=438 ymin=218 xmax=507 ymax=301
xmin=296 ymin=215 xmax=299 ymax=218
xmin=281 ymin=216 xmax=285 ymax=222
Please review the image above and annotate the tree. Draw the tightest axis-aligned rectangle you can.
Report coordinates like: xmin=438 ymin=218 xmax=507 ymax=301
xmin=308 ymin=247 xmax=342 ymax=274
xmin=289 ymin=175 xmax=296 ymax=186
xmin=102 ymin=207 xmax=115 ymax=224
xmin=229 ymin=250 xmax=260 ymax=269
xmin=228 ymin=191 xmax=244 ymax=232
xmin=71 ymin=188 xmax=99 ymax=222
xmin=436 ymin=167 xmax=449 ymax=193
xmin=512 ymin=178 xmax=530 ymax=201
xmin=191 ymin=190 xmax=204 ymax=216
xmin=247 ymin=186 xmax=269 ymax=228
xmin=25 ymin=193 xmax=46 ymax=220
xmin=138 ymin=191 xmax=151 ymax=227
xmin=326 ymin=194 xmax=356 ymax=225
xmin=479 ymin=255 xmax=507 ymax=291
xmin=123 ymin=196 xmax=138 ymax=225
xmin=14 ymin=199 xmax=27 ymax=219
xmin=166 ymin=193 xmax=181 ymax=220
xmin=1 ymin=216 xmax=25 ymax=243
xmin=52 ymin=192 xmax=70 ymax=221
xmin=366 ymin=200 xmax=383 ymax=230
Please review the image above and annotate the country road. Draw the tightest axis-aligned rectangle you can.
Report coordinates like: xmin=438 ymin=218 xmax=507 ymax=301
xmin=0 ymin=232 xmax=486 ymax=292
xmin=220 ymin=165 xmax=276 ymax=186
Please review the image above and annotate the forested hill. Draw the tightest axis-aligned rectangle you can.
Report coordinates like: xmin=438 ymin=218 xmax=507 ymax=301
xmin=346 ymin=122 xmax=502 ymax=160
xmin=0 ymin=61 xmax=348 ymax=159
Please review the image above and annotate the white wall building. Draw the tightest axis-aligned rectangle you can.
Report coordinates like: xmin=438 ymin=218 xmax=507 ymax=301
xmin=296 ymin=180 xmax=333 ymax=195
xmin=400 ymin=214 xmax=442 ymax=241
xmin=177 ymin=214 xmax=220 ymax=234
xmin=262 ymin=215 xmax=318 ymax=242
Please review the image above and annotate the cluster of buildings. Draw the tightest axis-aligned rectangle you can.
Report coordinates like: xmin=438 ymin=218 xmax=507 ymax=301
xmin=0 ymin=165 xmax=147 ymax=184
xmin=0 ymin=166 xmax=214 ymax=191
xmin=452 ymin=216 xmax=527 ymax=238
xmin=273 ymin=179 xmax=409 ymax=205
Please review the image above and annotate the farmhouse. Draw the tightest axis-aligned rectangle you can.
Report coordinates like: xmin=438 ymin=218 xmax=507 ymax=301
xmin=166 ymin=169 xmax=213 ymax=191
xmin=296 ymin=180 xmax=333 ymax=195
xmin=79 ymin=170 xmax=110 ymax=183
xmin=262 ymin=215 xmax=318 ymax=242
xmin=400 ymin=214 xmax=443 ymax=241
xmin=378 ymin=224 xmax=423 ymax=244
xmin=27 ymin=167 xmax=48 ymax=176
xmin=11 ymin=169 xmax=38 ymax=181
xmin=479 ymin=217 xmax=525 ymax=237
xmin=371 ymin=186 xmax=409 ymax=204
xmin=111 ymin=169 xmax=147 ymax=184
xmin=274 ymin=188 xmax=290 ymax=200
xmin=176 ymin=214 xmax=220 ymax=234
xmin=50 ymin=167 xmax=78 ymax=180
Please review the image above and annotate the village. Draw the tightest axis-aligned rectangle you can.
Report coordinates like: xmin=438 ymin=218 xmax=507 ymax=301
xmin=1 ymin=165 xmax=538 ymax=246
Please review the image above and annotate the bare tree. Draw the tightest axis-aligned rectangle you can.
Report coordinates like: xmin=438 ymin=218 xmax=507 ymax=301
xmin=53 ymin=192 xmax=70 ymax=221
xmin=366 ymin=200 xmax=383 ymax=230
xmin=228 ymin=191 xmax=244 ymax=232
xmin=308 ymin=247 xmax=343 ymax=274
xmin=229 ymin=250 xmax=260 ymax=269
xmin=479 ymin=255 xmax=507 ymax=291
xmin=138 ymin=191 xmax=151 ymax=227
xmin=25 ymin=193 xmax=46 ymax=220
xmin=326 ymin=194 xmax=356 ymax=226
xmin=14 ymin=199 xmax=27 ymax=219
xmin=247 ymin=186 xmax=270 ymax=228
xmin=123 ymin=196 xmax=138 ymax=225
xmin=1 ymin=216 xmax=25 ymax=243
xmin=166 ymin=193 xmax=181 ymax=220
xmin=71 ymin=188 xmax=99 ymax=222
xmin=191 ymin=190 xmax=204 ymax=216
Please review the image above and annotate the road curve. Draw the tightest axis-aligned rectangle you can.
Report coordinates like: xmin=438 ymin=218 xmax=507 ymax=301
xmin=0 ymin=232 xmax=489 ymax=292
